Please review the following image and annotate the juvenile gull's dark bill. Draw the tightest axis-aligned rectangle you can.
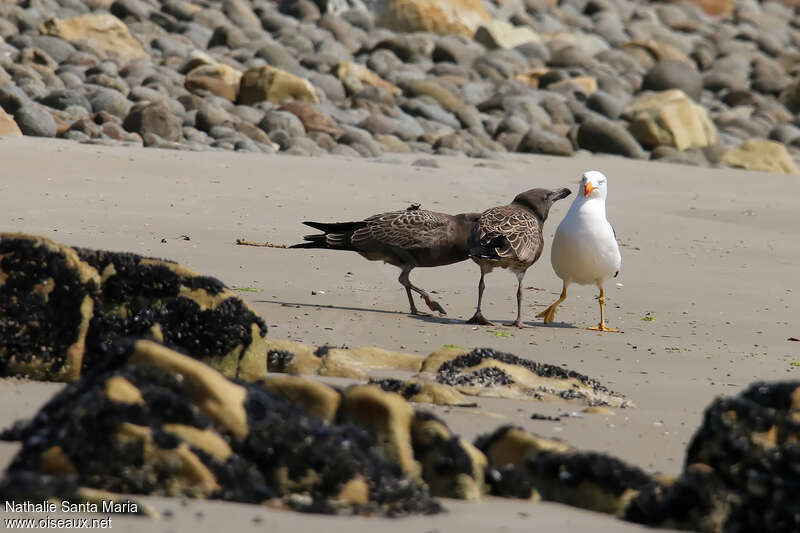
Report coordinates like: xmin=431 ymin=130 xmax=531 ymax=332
xmin=467 ymin=187 xmax=571 ymax=328
xmin=291 ymin=206 xmax=480 ymax=316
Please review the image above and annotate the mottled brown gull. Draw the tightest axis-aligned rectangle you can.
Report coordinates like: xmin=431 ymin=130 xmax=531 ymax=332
xmin=291 ymin=205 xmax=480 ymax=316
xmin=467 ymin=187 xmax=571 ymax=328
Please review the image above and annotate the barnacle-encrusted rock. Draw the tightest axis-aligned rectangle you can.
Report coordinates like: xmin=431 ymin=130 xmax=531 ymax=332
xmin=0 ymin=234 xmax=267 ymax=382
xmin=76 ymin=247 xmax=267 ymax=381
xmin=476 ymin=425 xmax=652 ymax=514
xmin=369 ymin=378 xmax=471 ymax=406
xmin=1 ymin=340 xmax=441 ymax=516
xmin=0 ymin=233 xmax=101 ymax=381
xmin=411 ymin=411 xmax=487 ymax=500
xmin=625 ymin=381 xmax=800 ymax=532
xmin=424 ymin=348 xmax=630 ymax=407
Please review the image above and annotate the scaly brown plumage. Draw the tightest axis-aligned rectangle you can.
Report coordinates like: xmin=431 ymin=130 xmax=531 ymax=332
xmin=467 ymin=187 xmax=571 ymax=328
xmin=291 ymin=206 xmax=480 ymax=316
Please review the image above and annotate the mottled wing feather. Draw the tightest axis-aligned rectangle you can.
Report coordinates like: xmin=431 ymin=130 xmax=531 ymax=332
xmin=352 ymin=210 xmax=450 ymax=249
xmin=474 ymin=206 xmax=539 ymax=262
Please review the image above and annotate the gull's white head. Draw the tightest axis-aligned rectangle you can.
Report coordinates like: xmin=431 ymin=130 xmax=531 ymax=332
xmin=581 ymin=170 xmax=608 ymax=200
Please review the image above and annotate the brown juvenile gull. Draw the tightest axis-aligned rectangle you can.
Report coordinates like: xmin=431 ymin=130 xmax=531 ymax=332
xmin=466 ymin=187 xmax=572 ymax=328
xmin=291 ymin=205 xmax=480 ymax=316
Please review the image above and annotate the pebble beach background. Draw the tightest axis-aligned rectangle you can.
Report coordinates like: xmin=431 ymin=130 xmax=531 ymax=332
xmin=2 ymin=0 xmax=800 ymax=173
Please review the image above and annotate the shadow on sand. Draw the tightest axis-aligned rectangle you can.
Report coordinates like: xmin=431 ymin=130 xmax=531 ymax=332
xmin=257 ymin=300 xmax=579 ymax=329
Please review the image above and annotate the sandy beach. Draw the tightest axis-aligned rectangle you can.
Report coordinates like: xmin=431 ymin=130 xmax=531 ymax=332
xmin=1 ymin=135 xmax=798 ymax=531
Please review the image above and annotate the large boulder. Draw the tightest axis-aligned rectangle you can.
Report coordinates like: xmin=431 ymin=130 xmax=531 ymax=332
xmin=474 ymin=20 xmax=542 ymax=50
xmin=336 ymin=62 xmax=400 ymax=95
xmin=0 ymin=108 xmax=23 ymax=136
xmin=123 ymin=101 xmax=183 ymax=143
xmin=0 ymin=340 xmax=442 ymax=515
xmin=0 ymin=234 xmax=101 ymax=382
xmin=374 ymin=0 xmax=490 ymax=37
xmin=642 ymin=60 xmax=703 ymax=101
xmin=622 ymin=89 xmax=717 ymax=151
xmin=576 ymin=118 xmax=646 ymax=159
xmin=476 ymin=425 xmax=652 ymax=513
xmin=185 ymin=64 xmax=243 ymax=103
xmin=237 ymin=66 xmax=319 ymax=106
xmin=720 ymin=140 xmax=799 ymax=174
xmin=38 ymin=14 xmax=149 ymax=65
xmin=626 ymin=381 xmax=800 ymax=532
xmin=0 ymin=234 xmax=268 ymax=382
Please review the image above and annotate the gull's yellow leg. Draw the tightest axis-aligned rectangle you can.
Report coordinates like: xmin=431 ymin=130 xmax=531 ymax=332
xmin=537 ymin=282 xmax=567 ymax=324
xmin=588 ymin=286 xmax=619 ymax=332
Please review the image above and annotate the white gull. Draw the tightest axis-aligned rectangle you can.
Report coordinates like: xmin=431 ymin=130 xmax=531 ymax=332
xmin=537 ymin=170 xmax=621 ymax=332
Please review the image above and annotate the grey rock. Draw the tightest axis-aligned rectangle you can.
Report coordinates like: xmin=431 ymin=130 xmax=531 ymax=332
xmin=495 ymin=114 xmax=530 ymax=136
xmin=151 ymin=36 xmax=190 ymax=57
xmin=287 ymin=136 xmax=327 ymax=156
xmin=642 ymin=60 xmax=702 ymax=101
xmin=111 ymin=0 xmax=153 ymax=20
xmin=86 ymin=73 xmax=129 ymax=95
xmin=340 ymin=9 xmax=374 ymax=31
xmin=411 ymin=158 xmax=439 ymax=168
xmin=547 ymin=42 xmax=592 ymax=68
xmin=58 ymin=71 xmax=84 ymax=90
xmin=260 ymin=110 xmax=307 ymax=137
xmin=63 ymin=130 xmax=91 ymax=142
xmin=366 ymin=49 xmax=404 ymax=78
xmin=280 ymin=0 xmax=321 ymax=22
xmin=751 ymin=56 xmax=789 ymax=95
xmin=310 ymin=73 xmax=347 ymax=102
xmin=455 ymin=105 xmax=484 ymax=133
xmin=0 ymin=85 xmax=33 ymax=114
xmin=461 ymin=81 xmax=495 ymax=106
xmin=433 ymin=35 xmax=486 ymax=65
xmin=474 ymin=49 xmax=529 ymax=80
xmin=123 ymin=101 xmax=183 ymax=142
xmin=317 ymin=102 xmax=370 ymax=125
xmin=30 ymin=36 xmax=76 ymax=63
xmin=318 ymin=14 xmax=365 ymax=53
xmin=196 ymin=103 xmax=233 ymax=132
xmin=538 ymin=93 xmax=574 ymax=125
xmin=330 ymin=143 xmax=361 ymax=157
xmin=703 ymin=71 xmax=748 ymax=93
xmin=400 ymin=98 xmax=461 ymax=129
xmin=359 ymin=112 xmax=423 ymax=141
xmin=513 ymin=41 xmax=551 ymax=65
xmin=372 ymin=34 xmax=434 ymax=63
xmin=769 ymin=123 xmax=800 ymax=145
xmin=14 ymin=104 xmax=58 ymax=137
xmin=256 ymin=42 xmax=305 ymax=75
xmin=183 ymin=126 xmax=212 ymax=144
xmin=39 ymin=88 xmax=92 ymax=112
xmin=277 ymin=28 xmax=316 ymax=55
xmin=89 ymin=87 xmax=132 ymax=118
xmin=576 ymin=117 xmax=645 ymax=158
xmin=586 ymin=90 xmax=625 ymax=119
xmin=208 ymin=125 xmax=241 ymax=140
xmin=592 ymin=11 xmax=628 ymax=46
xmin=650 ymin=145 xmax=708 ymax=166
xmin=338 ymin=125 xmax=383 ymax=156
xmin=230 ymin=105 xmax=265 ymax=125
xmin=209 ymin=24 xmax=250 ymax=49
xmin=496 ymin=131 xmax=524 ymax=151
xmin=180 ymin=23 xmax=213 ymax=49
xmin=269 ymin=129 xmax=292 ymax=149
xmin=518 ymin=128 xmax=574 ymax=156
